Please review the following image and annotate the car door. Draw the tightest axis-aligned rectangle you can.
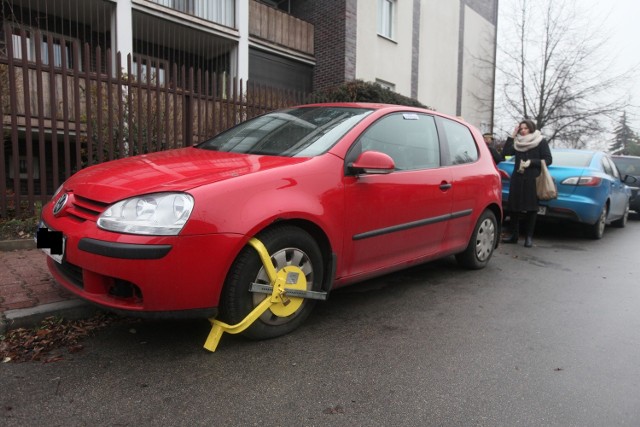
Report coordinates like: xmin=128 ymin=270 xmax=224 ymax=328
xmin=341 ymin=112 xmax=453 ymax=279
xmin=602 ymin=156 xmax=627 ymax=218
xmin=435 ymin=117 xmax=484 ymax=250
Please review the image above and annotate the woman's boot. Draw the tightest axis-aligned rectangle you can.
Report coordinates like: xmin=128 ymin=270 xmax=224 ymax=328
xmin=502 ymin=215 xmax=519 ymax=243
xmin=524 ymin=211 xmax=537 ymax=248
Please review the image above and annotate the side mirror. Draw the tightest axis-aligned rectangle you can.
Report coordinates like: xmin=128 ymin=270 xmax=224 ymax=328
xmin=623 ymin=174 xmax=638 ymax=185
xmin=348 ymin=150 xmax=395 ymax=175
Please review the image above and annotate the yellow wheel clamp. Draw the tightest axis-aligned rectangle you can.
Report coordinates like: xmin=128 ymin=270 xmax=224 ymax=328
xmin=204 ymin=237 xmax=327 ymax=352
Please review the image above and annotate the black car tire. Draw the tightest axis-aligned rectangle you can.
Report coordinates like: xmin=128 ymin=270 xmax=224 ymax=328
xmin=611 ymin=202 xmax=629 ymax=228
xmin=219 ymin=225 xmax=324 ymax=340
xmin=455 ymin=209 xmax=498 ymax=270
xmin=586 ymin=206 xmax=607 ymax=239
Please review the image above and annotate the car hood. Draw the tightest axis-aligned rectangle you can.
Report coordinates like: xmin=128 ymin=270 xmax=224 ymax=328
xmin=64 ymin=148 xmax=307 ymax=203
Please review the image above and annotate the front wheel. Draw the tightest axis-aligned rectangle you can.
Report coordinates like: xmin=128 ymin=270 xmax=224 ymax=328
xmin=455 ymin=209 xmax=498 ymax=270
xmin=219 ymin=225 xmax=324 ymax=340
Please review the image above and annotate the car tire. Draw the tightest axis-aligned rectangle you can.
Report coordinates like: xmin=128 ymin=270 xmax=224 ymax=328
xmin=586 ymin=206 xmax=607 ymax=239
xmin=219 ymin=225 xmax=324 ymax=340
xmin=455 ymin=209 xmax=498 ymax=270
xmin=611 ymin=202 xmax=629 ymax=228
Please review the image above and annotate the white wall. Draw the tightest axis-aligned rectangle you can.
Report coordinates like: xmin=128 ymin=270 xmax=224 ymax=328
xmin=355 ymin=0 xmax=413 ymax=96
xmin=417 ymin=0 xmax=460 ymax=114
xmin=350 ymin=0 xmax=496 ymax=131
xmin=460 ymin=5 xmax=496 ymax=133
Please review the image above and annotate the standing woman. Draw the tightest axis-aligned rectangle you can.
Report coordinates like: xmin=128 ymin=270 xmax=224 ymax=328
xmin=501 ymin=119 xmax=552 ymax=247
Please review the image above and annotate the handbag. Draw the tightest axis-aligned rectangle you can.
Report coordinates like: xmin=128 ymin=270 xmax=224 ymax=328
xmin=536 ymin=160 xmax=557 ymax=200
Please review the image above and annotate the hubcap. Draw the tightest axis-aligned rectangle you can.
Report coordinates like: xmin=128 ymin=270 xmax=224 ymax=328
xmin=476 ymin=218 xmax=496 ymax=261
xmin=252 ymin=247 xmax=314 ymax=325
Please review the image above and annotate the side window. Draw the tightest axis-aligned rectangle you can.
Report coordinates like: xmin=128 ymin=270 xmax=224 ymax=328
xmin=440 ymin=119 xmax=479 ymax=165
xmin=357 ymin=112 xmax=440 ymax=171
xmin=603 ymin=157 xmax=619 ymax=179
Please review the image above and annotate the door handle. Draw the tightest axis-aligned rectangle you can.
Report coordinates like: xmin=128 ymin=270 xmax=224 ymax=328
xmin=439 ymin=182 xmax=452 ymax=191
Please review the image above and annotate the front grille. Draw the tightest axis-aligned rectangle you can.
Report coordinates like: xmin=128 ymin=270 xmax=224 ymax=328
xmin=52 ymin=259 xmax=84 ymax=289
xmin=68 ymin=194 xmax=109 ymax=221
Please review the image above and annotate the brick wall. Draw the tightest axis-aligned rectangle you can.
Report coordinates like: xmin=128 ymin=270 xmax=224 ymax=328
xmin=292 ymin=0 xmax=357 ymax=91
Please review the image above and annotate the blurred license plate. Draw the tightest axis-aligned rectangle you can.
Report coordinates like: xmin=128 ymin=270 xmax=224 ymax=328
xmin=538 ymin=206 xmax=547 ymax=215
xmin=36 ymin=226 xmax=65 ymax=264
xmin=42 ymin=240 xmax=65 ymax=263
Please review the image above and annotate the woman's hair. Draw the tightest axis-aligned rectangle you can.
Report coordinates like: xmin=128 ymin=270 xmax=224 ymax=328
xmin=520 ymin=119 xmax=536 ymax=132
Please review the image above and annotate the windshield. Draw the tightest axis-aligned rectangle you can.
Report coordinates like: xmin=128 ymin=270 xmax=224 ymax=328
xmin=198 ymin=107 xmax=373 ymax=157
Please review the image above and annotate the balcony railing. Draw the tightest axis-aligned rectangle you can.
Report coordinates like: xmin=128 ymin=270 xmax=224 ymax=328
xmin=249 ymin=1 xmax=314 ymax=56
xmin=147 ymin=0 xmax=236 ymax=28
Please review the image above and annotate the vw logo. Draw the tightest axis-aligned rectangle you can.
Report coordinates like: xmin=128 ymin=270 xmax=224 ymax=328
xmin=53 ymin=193 xmax=68 ymax=215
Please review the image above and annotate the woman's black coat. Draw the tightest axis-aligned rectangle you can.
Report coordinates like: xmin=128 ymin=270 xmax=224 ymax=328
xmin=502 ymin=137 xmax=553 ymax=212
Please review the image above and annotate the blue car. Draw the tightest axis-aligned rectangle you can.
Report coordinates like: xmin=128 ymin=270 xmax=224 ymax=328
xmin=499 ymin=149 xmax=633 ymax=239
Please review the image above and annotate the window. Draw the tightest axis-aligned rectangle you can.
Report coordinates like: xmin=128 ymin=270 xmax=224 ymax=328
xmin=357 ymin=113 xmax=440 ymax=171
xmin=603 ymin=157 xmax=619 ymax=179
xmin=132 ymin=57 xmax=168 ymax=85
xmin=375 ymin=79 xmax=395 ymax=91
xmin=377 ymin=0 xmax=395 ymax=39
xmin=11 ymin=28 xmax=77 ymax=69
xmin=440 ymin=119 xmax=479 ymax=165
xmin=150 ymin=0 xmax=235 ymax=27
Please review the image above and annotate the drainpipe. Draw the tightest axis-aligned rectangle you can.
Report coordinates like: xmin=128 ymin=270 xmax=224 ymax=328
xmin=113 ymin=0 xmax=133 ymax=71
xmin=235 ymin=0 xmax=249 ymax=94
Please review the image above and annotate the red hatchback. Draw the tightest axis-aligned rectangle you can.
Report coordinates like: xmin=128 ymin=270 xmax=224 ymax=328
xmin=38 ymin=103 xmax=502 ymax=341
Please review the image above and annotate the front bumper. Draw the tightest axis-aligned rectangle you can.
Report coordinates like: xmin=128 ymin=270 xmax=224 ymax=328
xmin=40 ymin=217 xmax=244 ymax=317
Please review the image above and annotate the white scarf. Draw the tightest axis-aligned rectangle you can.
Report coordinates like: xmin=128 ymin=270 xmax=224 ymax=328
xmin=514 ymin=130 xmax=543 ymax=152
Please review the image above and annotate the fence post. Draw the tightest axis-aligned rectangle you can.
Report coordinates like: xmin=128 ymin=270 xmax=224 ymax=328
xmin=6 ymin=26 xmax=22 ymax=216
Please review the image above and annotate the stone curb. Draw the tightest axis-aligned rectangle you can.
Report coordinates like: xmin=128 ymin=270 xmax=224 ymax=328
xmin=0 ymin=239 xmax=36 ymax=252
xmin=0 ymin=300 xmax=99 ymax=335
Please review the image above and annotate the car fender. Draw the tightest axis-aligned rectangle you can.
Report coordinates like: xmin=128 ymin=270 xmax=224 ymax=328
xmin=182 ymin=155 xmax=345 ymax=253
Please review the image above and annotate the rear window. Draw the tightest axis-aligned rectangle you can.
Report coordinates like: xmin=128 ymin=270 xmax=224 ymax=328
xmin=440 ymin=118 xmax=478 ymax=165
xmin=612 ymin=157 xmax=640 ymax=175
xmin=551 ymin=151 xmax=594 ymax=167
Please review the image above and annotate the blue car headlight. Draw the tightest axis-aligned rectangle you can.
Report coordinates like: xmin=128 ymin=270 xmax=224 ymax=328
xmin=98 ymin=192 xmax=194 ymax=236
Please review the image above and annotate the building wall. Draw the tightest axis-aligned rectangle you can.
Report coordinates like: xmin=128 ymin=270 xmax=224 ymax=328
xmin=418 ymin=0 xmax=461 ymax=114
xmin=460 ymin=5 xmax=497 ymax=133
xmin=354 ymin=0 xmax=414 ymax=96
xmin=292 ymin=0 xmax=357 ymax=91
xmin=282 ymin=0 xmax=498 ymax=132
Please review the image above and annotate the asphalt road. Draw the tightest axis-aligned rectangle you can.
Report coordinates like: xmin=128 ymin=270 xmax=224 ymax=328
xmin=2 ymin=216 xmax=640 ymax=426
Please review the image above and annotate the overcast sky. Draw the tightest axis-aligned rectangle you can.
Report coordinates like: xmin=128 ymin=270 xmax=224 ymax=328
xmin=591 ymin=0 xmax=640 ymax=126
xmin=496 ymin=0 xmax=640 ymax=140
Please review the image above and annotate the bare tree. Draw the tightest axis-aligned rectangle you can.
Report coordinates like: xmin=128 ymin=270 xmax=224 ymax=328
xmin=496 ymin=0 xmax=635 ymax=148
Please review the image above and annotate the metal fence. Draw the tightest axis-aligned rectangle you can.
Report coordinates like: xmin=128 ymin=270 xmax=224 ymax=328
xmin=1 ymin=31 xmax=307 ymax=218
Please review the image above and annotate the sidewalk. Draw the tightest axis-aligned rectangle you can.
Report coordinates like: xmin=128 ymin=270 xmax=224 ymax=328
xmin=0 ymin=240 xmax=96 ymax=334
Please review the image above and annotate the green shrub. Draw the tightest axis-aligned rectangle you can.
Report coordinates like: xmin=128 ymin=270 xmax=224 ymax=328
xmin=308 ymin=80 xmax=432 ymax=109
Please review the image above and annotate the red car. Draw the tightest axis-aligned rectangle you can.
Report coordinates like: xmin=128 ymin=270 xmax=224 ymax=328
xmin=38 ymin=103 xmax=502 ymax=340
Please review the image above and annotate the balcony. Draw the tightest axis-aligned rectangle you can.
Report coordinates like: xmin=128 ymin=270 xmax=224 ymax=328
xmin=249 ymin=0 xmax=314 ymax=57
xmin=146 ymin=0 xmax=236 ymax=28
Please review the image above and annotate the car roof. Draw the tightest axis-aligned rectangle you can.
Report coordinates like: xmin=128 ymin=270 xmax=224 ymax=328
xmin=611 ymin=154 xmax=640 ymax=159
xmin=292 ymin=102 xmax=466 ymax=125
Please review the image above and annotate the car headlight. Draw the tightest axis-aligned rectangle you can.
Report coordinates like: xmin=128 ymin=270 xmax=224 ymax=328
xmin=97 ymin=192 xmax=194 ymax=235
